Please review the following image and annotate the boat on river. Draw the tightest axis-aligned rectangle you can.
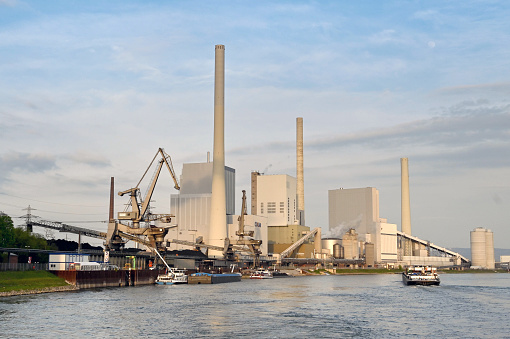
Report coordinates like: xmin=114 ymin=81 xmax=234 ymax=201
xmin=188 ymin=272 xmax=242 ymax=284
xmin=250 ymin=269 xmax=273 ymax=279
xmin=156 ymin=269 xmax=188 ymax=285
xmin=402 ymin=266 xmax=440 ymax=286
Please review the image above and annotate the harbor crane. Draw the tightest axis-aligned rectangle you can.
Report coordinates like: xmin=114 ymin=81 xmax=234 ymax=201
xmin=223 ymin=190 xmax=262 ymax=266
xmin=106 ymin=148 xmax=180 ymax=252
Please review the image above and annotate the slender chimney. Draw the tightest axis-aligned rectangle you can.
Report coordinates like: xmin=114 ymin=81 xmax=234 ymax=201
xmin=209 ymin=45 xmax=227 ymax=251
xmin=296 ymin=117 xmax=305 ymax=225
xmin=401 ymin=157 xmax=412 ymax=256
xmin=109 ymin=177 xmax=115 ymax=222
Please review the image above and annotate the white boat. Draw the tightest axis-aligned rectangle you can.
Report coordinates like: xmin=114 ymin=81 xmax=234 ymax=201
xmin=402 ymin=266 xmax=440 ymax=286
xmin=156 ymin=273 xmax=175 ymax=285
xmin=250 ymin=269 xmax=273 ymax=279
xmin=170 ymin=269 xmax=188 ymax=284
xmin=156 ymin=269 xmax=188 ymax=285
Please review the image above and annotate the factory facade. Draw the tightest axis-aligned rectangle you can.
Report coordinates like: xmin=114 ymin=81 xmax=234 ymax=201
xmin=328 ymin=187 xmax=398 ymax=264
xmin=251 ymin=172 xmax=314 ymax=257
xmin=166 ymin=161 xmax=268 ymax=255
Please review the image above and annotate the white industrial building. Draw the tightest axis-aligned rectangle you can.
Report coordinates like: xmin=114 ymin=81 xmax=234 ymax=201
xmin=328 ymin=187 xmax=398 ymax=264
xmin=166 ymin=161 xmax=268 ymax=255
xmin=48 ymin=253 xmax=90 ymax=270
xmin=166 ymin=161 xmax=235 ymax=250
xmin=254 ymin=174 xmax=299 ymax=226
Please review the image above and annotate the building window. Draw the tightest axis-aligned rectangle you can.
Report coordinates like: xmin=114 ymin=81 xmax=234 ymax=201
xmin=268 ymin=202 xmax=276 ymax=213
xmin=260 ymin=202 xmax=264 ymax=214
xmin=280 ymin=202 xmax=284 ymax=213
xmin=288 ymin=198 xmax=290 ymax=221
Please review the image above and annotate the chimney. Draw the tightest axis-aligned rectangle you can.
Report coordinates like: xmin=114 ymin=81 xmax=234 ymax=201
xmin=401 ymin=157 xmax=412 ymax=256
xmin=209 ymin=45 xmax=227 ymax=251
xmin=109 ymin=177 xmax=114 ymax=222
xmin=296 ymin=117 xmax=305 ymax=225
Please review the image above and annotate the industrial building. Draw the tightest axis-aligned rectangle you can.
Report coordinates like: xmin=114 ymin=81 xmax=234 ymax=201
xmin=167 ymin=161 xmax=268 ymax=256
xmin=326 ymin=157 xmax=469 ymax=267
xmin=167 ymin=161 xmax=234 ymax=250
xmin=251 ymin=172 xmax=315 ymax=257
xmin=328 ymin=187 xmax=398 ymax=264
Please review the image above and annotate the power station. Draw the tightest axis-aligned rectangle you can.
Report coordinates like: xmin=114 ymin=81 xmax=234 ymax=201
xmin=20 ymin=44 xmax=494 ymax=271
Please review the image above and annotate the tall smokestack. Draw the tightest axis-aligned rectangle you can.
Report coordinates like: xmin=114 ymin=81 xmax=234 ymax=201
xmin=296 ymin=117 xmax=305 ymax=225
xmin=109 ymin=177 xmax=114 ymax=222
xmin=209 ymin=45 xmax=227 ymax=251
xmin=401 ymin=157 xmax=412 ymax=256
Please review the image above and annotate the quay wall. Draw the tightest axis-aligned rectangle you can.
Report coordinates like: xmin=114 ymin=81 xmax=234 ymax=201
xmin=51 ymin=269 xmax=163 ymax=289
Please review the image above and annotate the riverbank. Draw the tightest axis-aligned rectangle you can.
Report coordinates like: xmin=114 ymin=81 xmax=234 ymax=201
xmin=0 ymin=271 xmax=74 ymax=297
xmin=301 ymin=268 xmax=404 ymax=275
xmin=293 ymin=268 xmax=509 ymax=275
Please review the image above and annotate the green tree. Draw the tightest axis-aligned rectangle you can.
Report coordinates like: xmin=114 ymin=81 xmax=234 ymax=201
xmin=0 ymin=213 xmax=55 ymax=250
xmin=0 ymin=213 xmax=15 ymax=247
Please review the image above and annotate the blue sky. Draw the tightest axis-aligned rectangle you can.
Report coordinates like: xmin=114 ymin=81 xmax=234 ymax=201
xmin=1 ymin=0 xmax=509 ymax=249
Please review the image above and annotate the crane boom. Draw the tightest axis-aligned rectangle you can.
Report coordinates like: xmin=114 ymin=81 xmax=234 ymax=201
xmin=108 ymin=147 xmax=181 ymax=252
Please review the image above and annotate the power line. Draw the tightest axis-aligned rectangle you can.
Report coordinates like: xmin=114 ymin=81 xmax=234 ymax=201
xmin=0 ymin=192 xmax=124 ymax=208
xmin=0 ymin=201 xmax=106 ymax=216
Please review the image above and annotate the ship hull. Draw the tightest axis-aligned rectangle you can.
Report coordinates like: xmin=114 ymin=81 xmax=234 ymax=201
xmin=402 ymin=273 xmax=440 ymax=286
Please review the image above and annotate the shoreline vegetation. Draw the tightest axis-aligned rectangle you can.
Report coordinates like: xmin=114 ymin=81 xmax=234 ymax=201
xmin=0 ymin=271 xmax=75 ymax=297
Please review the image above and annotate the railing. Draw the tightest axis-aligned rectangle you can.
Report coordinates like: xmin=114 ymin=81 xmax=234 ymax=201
xmin=0 ymin=263 xmax=48 ymax=271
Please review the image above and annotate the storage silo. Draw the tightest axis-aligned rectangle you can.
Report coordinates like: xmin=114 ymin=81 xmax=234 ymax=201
xmin=485 ymin=229 xmax=495 ymax=269
xmin=321 ymin=238 xmax=341 ymax=257
xmin=365 ymin=243 xmax=375 ymax=267
xmin=470 ymin=227 xmax=487 ymax=268
xmin=333 ymin=243 xmax=343 ymax=259
xmin=342 ymin=229 xmax=358 ymax=260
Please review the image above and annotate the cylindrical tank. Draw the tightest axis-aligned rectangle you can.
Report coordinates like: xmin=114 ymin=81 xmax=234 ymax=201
xmin=485 ymin=229 xmax=495 ymax=269
xmin=321 ymin=238 xmax=341 ymax=257
xmin=471 ymin=228 xmax=487 ymax=268
xmin=333 ymin=244 xmax=342 ymax=259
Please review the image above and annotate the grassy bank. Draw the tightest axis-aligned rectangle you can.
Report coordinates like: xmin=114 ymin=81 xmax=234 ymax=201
xmin=0 ymin=271 xmax=70 ymax=293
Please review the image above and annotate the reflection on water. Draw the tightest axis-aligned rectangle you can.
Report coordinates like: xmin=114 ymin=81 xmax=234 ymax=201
xmin=1 ymin=274 xmax=509 ymax=338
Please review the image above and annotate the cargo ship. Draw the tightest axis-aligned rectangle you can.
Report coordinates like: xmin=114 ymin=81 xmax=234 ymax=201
xmin=402 ymin=266 xmax=440 ymax=286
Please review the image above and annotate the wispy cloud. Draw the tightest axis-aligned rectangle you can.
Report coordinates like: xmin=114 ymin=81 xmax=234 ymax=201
xmin=0 ymin=152 xmax=57 ymax=174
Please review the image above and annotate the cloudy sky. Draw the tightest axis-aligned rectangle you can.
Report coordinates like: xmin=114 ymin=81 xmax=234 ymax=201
xmin=1 ymin=0 xmax=509 ymax=249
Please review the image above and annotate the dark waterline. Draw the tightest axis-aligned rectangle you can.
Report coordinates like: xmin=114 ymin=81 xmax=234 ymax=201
xmin=1 ymin=273 xmax=509 ymax=338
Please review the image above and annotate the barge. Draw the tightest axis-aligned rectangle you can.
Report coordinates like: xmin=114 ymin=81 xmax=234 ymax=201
xmin=188 ymin=272 xmax=242 ymax=284
xmin=402 ymin=266 xmax=440 ymax=286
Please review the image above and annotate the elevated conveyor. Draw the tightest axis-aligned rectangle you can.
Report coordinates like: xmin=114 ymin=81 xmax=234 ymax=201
xmin=27 ymin=220 xmax=107 ymax=239
xmin=397 ymin=231 xmax=469 ymax=264
xmin=280 ymin=228 xmax=319 ymax=260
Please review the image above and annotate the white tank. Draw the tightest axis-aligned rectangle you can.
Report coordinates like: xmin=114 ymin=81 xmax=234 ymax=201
xmin=485 ymin=229 xmax=495 ymax=269
xmin=471 ymin=228 xmax=487 ymax=268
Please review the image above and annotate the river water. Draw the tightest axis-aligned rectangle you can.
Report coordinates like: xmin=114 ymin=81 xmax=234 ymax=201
xmin=1 ymin=273 xmax=509 ymax=338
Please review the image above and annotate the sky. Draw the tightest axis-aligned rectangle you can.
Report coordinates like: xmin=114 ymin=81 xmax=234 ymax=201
xmin=1 ymin=0 xmax=509 ymax=249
